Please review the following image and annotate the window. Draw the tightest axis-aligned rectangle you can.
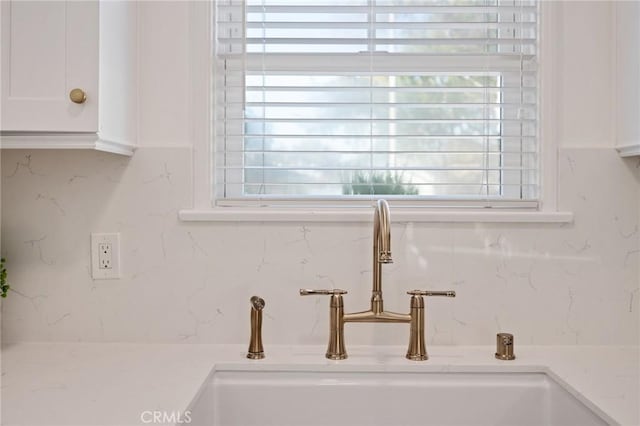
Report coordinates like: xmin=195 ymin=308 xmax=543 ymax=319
xmin=214 ymin=0 xmax=538 ymax=207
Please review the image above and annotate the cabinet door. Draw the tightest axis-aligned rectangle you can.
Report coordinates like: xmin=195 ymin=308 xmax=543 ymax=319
xmin=615 ymin=1 xmax=640 ymax=156
xmin=1 ymin=0 xmax=98 ymax=132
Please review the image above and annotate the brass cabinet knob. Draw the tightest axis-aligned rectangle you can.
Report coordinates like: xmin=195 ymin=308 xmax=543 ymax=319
xmin=69 ymin=88 xmax=87 ymax=104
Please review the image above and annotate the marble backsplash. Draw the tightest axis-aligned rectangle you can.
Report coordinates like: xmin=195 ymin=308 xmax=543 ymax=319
xmin=1 ymin=147 xmax=638 ymax=346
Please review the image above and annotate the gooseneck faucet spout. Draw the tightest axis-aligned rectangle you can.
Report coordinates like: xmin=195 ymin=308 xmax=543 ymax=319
xmin=372 ymin=199 xmax=392 ymax=314
xmin=344 ymin=199 xmax=409 ymax=323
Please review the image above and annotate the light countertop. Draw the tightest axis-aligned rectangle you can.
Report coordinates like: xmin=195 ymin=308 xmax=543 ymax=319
xmin=1 ymin=343 xmax=638 ymax=426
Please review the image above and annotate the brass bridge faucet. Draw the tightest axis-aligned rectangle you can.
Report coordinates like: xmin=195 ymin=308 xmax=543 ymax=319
xmin=300 ymin=199 xmax=455 ymax=361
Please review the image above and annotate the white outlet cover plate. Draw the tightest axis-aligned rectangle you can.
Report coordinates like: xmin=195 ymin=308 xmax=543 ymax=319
xmin=91 ymin=233 xmax=121 ymax=279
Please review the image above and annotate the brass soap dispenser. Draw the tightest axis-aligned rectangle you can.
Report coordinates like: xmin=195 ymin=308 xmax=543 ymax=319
xmin=495 ymin=333 xmax=515 ymax=360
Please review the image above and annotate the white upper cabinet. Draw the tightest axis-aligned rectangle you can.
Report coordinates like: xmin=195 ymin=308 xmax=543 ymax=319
xmin=615 ymin=1 xmax=640 ymax=157
xmin=0 ymin=0 xmax=136 ymax=155
xmin=1 ymin=1 xmax=98 ymax=132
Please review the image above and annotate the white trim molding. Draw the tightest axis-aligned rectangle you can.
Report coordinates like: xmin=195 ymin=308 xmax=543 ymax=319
xmin=0 ymin=132 xmax=135 ymax=156
xmin=179 ymin=208 xmax=573 ymax=223
xmin=538 ymin=0 xmax=560 ymax=212
xmin=616 ymin=143 xmax=640 ymax=157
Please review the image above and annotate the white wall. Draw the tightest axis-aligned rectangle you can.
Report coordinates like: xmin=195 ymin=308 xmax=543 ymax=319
xmin=137 ymin=1 xmax=190 ymax=148
xmin=557 ymin=1 xmax=615 ymax=148
xmin=1 ymin=1 xmax=639 ymax=346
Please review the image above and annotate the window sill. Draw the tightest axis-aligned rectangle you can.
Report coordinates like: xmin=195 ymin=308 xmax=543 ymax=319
xmin=178 ymin=208 xmax=573 ymax=223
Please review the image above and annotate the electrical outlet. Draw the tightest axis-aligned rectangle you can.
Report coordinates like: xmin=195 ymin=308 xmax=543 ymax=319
xmin=98 ymin=243 xmax=113 ymax=269
xmin=91 ymin=233 xmax=120 ymax=279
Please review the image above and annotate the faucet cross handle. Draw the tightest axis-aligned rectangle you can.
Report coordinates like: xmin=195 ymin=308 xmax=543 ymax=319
xmin=406 ymin=289 xmax=456 ymax=361
xmin=407 ymin=290 xmax=456 ymax=298
xmin=300 ymin=289 xmax=347 ymax=296
xmin=299 ymin=289 xmax=348 ymax=360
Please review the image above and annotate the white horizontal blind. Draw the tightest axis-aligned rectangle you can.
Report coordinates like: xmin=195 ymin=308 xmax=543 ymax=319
xmin=214 ymin=0 xmax=538 ymax=205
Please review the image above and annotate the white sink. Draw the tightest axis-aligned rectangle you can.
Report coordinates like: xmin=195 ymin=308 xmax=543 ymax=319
xmin=188 ymin=369 xmax=612 ymax=426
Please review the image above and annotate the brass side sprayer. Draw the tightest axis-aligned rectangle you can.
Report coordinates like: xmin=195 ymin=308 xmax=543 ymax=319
xmin=247 ymin=296 xmax=265 ymax=360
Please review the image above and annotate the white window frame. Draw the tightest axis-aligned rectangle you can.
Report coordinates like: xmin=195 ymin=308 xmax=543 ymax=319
xmin=179 ymin=0 xmax=572 ymax=223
